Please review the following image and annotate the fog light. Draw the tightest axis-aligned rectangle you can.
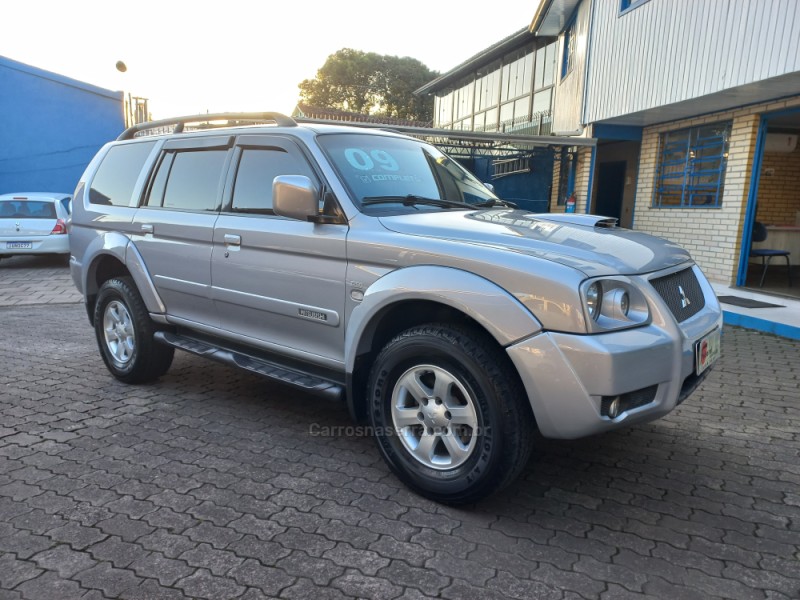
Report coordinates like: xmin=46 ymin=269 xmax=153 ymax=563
xmin=607 ymin=397 xmax=621 ymax=418
xmin=602 ymin=385 xmax=658 ymax=418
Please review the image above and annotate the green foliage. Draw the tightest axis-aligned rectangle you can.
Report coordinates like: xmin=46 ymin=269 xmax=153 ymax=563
xmin=298 ymin=49 xmax=438 ymax=122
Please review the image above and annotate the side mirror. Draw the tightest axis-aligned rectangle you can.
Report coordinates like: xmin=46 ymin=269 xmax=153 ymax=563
xmin=483 ymin=182 xmax=495 ymax=193
xmin=273 ymin=175 xmax=319 ymax=221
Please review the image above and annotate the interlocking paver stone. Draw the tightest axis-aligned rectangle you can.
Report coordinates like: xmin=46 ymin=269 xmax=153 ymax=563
xmin=1 ymin=264 xmax=799 ymax=599
xmin=15 ymin=571 xmax=85 ymax=600
xmin=174 ymin=568 xmax=246 ymax=599
xmin=0 ymin=552 xmax=43 ymax=589
xmin=74 ymin=561 xmax=144 ymax=597
xmin=31 ymin=544 xmax=97 ymax=578
xmin=178 ymin=542 xmax=244 ymax=576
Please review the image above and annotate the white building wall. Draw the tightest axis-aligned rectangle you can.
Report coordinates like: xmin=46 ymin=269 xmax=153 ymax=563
xmin=551 ymin=0 xmax=592 ymax=133
xmin=585 ymin=0 xmax=800 ymax=124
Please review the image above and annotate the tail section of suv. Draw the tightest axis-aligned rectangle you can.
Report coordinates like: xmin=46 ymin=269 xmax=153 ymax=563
xmin=70 ymin=112 xmax=722 ymax=503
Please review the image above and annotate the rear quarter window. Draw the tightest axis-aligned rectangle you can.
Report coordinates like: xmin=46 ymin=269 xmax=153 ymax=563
xmin=90 ymin=141 xmax=156 ymax=206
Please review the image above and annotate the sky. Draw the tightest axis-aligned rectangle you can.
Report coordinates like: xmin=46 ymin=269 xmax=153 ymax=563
xmin=3 ymin=0 xmax=539 ymax=119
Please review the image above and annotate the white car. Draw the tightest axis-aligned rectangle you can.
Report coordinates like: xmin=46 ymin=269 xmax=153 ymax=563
xmin=0 ymin=193 xmax=72 ymax=262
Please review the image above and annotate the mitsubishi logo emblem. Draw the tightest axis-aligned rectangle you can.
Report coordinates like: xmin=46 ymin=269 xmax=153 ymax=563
xmin=678 ymin=285 xmax=691 ymax=309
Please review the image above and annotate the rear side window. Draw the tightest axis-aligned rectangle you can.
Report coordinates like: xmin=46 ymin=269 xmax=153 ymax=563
xmin=147 ymin=150 xmax=227 ymax=211
xmin=90 ymin=141 xmax=156 ymax=206
xmin=0 ymin=200 xmax=56 ymax=218
xmin=232 ymin=147 xmax=316 ymax=213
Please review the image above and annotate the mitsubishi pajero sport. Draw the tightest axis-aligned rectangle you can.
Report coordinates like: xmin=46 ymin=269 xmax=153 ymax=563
xmin=70 ymin=112 xmax=722 ymax=503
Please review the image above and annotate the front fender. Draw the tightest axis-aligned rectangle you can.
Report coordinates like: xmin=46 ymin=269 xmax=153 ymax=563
xmin=345 ymin=265 xmax=542 ymax=374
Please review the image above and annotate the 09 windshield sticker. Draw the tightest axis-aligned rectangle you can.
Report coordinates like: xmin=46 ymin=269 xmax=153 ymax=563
xmin=343 ymin=148 xmax=421 ymax=184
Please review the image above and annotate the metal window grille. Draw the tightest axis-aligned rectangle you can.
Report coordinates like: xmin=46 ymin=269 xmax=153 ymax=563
xmin=654 ymin=122 xmax=731 ymax=208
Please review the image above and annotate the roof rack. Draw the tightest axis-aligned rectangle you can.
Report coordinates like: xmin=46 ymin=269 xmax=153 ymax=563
xmin=117 ymin=112 xmax=297 ymax=141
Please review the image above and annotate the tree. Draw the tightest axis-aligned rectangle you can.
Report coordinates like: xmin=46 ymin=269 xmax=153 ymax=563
xmin=298 ymin=49 xmax=438 ymax=122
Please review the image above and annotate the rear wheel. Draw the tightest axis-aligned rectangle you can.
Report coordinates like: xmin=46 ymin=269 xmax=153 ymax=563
xmin=367 ymin=323 xmax=534 ymax=504
xmin=94 ymin=276 xmax=173 ymax=383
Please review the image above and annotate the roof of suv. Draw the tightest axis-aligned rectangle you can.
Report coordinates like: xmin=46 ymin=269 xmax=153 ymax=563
xmin=116 ymin=112 xmax=412 ymax=143
xmin=116 ymin=112 xmax=598 ymax=149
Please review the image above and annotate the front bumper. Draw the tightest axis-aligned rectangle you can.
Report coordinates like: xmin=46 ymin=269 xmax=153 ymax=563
xmin=507 ymin=264 xmax=723 ymax=439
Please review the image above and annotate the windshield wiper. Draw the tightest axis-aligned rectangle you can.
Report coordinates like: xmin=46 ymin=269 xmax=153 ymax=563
xmin=362 ymin=195 xmax=474 ymax=209
xmin=472 ymin=199 xmax=518 ymax=208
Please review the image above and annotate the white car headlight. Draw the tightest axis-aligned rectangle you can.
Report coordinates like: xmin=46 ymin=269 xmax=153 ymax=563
xmin=581 ymin=278 xmax=650 ymax=332
xmin=586 ymin=282 xmax=602 ymax=320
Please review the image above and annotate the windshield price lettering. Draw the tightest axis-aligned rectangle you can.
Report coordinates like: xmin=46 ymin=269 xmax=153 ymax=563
xmin=344 ymin=148 xmax=400 ymax=171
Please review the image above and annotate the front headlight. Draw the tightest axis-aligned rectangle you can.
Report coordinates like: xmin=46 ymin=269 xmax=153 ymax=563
xmin=606 ymin=288 xmax=630 ymax=320
xmin=586 ymin=282 xmax=602 ymax=320
xmin=581 ymin=277 xmax=650 ymax=332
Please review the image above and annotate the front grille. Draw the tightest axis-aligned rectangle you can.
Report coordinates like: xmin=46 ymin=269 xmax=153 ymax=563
xmin=650 ymin=267 xmax=705 ymax=322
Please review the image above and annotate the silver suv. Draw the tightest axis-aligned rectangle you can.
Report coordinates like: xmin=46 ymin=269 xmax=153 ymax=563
xmin=70 ymin=112 xmax=722 ymax=503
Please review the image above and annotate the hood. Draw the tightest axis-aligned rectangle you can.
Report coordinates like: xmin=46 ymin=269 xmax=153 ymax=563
xmin=378 ymin=209 xmax=691 ymax=276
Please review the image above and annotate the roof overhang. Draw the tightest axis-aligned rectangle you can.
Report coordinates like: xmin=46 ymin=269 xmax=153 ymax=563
xmin=295 ymin=117 xmax=597 ymax=149
xmin=530 ymin=0 xmax=582 ymax=36
xmin=593 ymin=73 xmax=800 ymax=128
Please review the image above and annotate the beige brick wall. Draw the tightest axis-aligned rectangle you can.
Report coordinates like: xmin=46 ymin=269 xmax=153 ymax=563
xmin=756 ymin=144 xmax=800 ymax=225
xmin=550 ymin=156 xmax=564 ymax=212
xmin=574 ymin=147 xmax=593 ymax=213
xmin=632 ymin=96 xmax=800 ymax=285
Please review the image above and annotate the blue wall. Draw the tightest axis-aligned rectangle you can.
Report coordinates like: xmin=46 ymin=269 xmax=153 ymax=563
xmin=459 ymin=148 xmax=555 ymax=213
xmin=0 ymin=56 xmax=124 ymax=194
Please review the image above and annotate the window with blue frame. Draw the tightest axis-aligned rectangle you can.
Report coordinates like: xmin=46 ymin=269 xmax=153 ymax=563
xmin=654 ymin=122 xmax=731 ymax=208
xmin=561 ymin=19 xmax=576 ymax=79
xmin=620 ymin=0 xmax=651 ymax=14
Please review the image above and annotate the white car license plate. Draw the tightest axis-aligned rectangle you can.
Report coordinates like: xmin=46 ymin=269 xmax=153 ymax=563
xmin=695 ymin=328 xmax=721 ymax=375
xmin=6 ymin=241 xmax=32 ymax=249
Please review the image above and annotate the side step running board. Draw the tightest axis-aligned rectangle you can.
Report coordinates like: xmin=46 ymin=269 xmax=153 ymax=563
xmin=154 ymin=331 xmax=344 ymax=401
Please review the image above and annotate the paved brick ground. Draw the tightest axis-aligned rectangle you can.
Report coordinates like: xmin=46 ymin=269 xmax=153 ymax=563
xmin=1 ymin=262 xmax=799 ymax=599
xmin=0 ymin=256 xmax=81 ymax=306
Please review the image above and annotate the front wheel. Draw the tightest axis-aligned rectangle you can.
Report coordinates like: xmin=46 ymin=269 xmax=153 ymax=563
xmin=94 ymin=276 xmax=174 ymax=384
xmin=367 ymin=324 xmax=534 ymax=504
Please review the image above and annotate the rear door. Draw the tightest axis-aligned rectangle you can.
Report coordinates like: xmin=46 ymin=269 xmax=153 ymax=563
xmin=132 ymin=136 xmax=233 ymax=326
xmin=211 ymin=134 xmax=348 ymax=366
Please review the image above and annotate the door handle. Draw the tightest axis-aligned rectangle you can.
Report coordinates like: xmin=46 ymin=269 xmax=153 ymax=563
xmin=224 ymin=233 xmax=242 ymax=246
xmin=140 ymin=223 xmax=154 ymax=234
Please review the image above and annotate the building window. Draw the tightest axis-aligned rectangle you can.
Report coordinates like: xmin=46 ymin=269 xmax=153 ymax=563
xmin=432 ymin=41 xmax=556 ymax=133
xmin=620 ymin=0 xmax=652 ymax=14
xmin=654 ymin=122 xmax=731 ymax=208
xmin=561 ymin=20 xmax=576 ymax=79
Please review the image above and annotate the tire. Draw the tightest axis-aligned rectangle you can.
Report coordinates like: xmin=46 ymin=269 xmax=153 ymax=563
xmin=367 ymin=323 xmax=534 ymax=504
xmin=94 ymin=276 xmax=174 ymax=384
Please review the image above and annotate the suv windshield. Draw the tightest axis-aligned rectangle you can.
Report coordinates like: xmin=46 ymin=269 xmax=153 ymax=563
xmin=317 ymin=133 xmax=503 ymax=213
